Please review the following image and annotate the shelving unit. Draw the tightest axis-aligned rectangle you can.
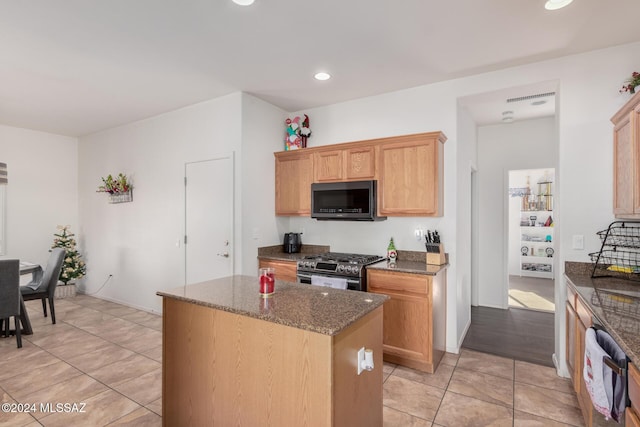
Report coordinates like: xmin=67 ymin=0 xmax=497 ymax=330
xmin=590 ymin=220 xmax=640 ymax=281
xmin=519 ymin=180 xmax=554 ymax=279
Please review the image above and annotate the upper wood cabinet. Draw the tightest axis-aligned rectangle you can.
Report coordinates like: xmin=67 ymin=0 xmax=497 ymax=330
xmin=274 ymin=131 xmax=446 ymax=217
xmin=313 ymin=145 xmax=376 ymax=182
xmin=379 ymin=132 xmax=446 ymax=216
xmin=611 ymin=92 xmax=640 ymax=218
xmin=275 ymin=151 xmax=312 ymax=215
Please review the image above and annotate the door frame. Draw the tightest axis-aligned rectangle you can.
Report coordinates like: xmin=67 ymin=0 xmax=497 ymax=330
xmin=184 ymin=152 xmax=235 ymax=286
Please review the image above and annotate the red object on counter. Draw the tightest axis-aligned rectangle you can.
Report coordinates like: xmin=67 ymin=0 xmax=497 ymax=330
xmin=259 ymin=269 xmax=275 ymax=295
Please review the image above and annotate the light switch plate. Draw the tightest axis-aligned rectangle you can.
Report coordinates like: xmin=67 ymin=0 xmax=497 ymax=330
xmin=572 ymin=235 xmax=584 ymax=250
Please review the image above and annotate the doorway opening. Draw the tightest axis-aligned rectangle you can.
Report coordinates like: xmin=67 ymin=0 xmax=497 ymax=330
xmin=508 ymin=168 xmax=555 ymax=312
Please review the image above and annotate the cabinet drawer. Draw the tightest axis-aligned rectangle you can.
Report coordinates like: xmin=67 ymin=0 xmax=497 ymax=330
xmin=258 ymin=259 xmax=297 ymax=283
xmin=575 ymin=297 xmax=593 ymax=328
xmin=630 ymin=362 xmax=640 ymax=413
xmin=368 ymin=270 xmax=430 ymax=295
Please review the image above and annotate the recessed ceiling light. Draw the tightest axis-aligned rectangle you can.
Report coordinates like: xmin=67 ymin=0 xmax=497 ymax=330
xmin=502 ymin=110 xmax=514 ymax=116
xmin=531 ymin=100 xmax=547 ymax=106
xmin=502 ymin=116 xmax=514 ymax=123
xmin=544 ymin=0 xmax=573 ymax=10
xmin=314 ymin=72 xmax=331 ymax=81
xmin=232 ymin=0 xmax=255 ymax=6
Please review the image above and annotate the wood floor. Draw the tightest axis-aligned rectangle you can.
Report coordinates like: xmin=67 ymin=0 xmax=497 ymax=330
xmin=462 ymin=306 xmax=555 ymax=367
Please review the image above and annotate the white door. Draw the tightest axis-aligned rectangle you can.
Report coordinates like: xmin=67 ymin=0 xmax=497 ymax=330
xmin=185 ymin=155 xmax=234 ymax=284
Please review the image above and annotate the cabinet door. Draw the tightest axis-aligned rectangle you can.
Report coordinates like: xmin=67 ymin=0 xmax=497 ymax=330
xmin=629 ymin=363 xmax=640 ymax=418
xmin=314 ymin=150 xmax=343 ymax=182
xmin=565 ymin=302 xmax=577 ymax=387
xmin=379 ymin=135 xmax=443 ymax=216
xmin=377 ymin=290 xmax=430 ymax=364
xmin=368 ymin=270 xmax=434 ymax=372
xmin=634 ymin=104 xmax=640 ymax=214
xmin=613 ymin=115 xmax=635 ymax=216
xmin=258 ymin=259 xmax=297 ymax=283
xmin=345 ymin=145 xmax=376 ymax=180
xmin=275 ymin=152 xmax=312 ymax=215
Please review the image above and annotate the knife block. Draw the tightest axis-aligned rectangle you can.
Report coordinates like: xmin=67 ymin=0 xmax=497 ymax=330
xmin=426 ymin=243 xmax=446 ymax=265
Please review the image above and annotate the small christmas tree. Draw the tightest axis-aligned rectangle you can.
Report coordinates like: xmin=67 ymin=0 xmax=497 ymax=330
xmin=51 ymin=225 xmax=86 ymax=285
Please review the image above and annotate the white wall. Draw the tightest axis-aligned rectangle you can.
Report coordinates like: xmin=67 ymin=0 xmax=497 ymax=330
xmin=78 ymin=94 xmax=243 ymax=313
xmin=455 ymin=105 xmax=478 ymax=349
xmin=239 ymin=93 xmax=289 ymax=274
xmin=477 ymin=117 xmax=557 ymax=308
xmin=0 ymin=124 xmax=78 ymax=265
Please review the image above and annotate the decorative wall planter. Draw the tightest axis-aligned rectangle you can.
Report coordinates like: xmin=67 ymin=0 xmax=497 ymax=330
xmin=108 ymin=189 xmax=133 ymax=204
xmin=55 ymin=283 xmax=76 ymax=299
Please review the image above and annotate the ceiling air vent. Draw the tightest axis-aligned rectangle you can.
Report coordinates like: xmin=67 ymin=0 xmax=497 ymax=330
xmin=506 ymin=92 xmax=556 ymax=103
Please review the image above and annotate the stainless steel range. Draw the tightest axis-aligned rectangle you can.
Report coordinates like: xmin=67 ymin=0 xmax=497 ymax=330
xmin=296 ymin=252 xmax=385 ymax=292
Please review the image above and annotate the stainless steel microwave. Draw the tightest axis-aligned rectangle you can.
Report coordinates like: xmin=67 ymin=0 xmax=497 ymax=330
xmin=311 ymin=180 xmax=386 ymax=221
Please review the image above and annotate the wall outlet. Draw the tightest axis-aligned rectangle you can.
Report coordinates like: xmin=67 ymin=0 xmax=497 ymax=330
xmin=572 ymin=235 xmax=584 ymax=250
xmin=414 ymin=228 xmax=423 ymax=241
xmin=357 ymin=347 xmax=365 ymax=375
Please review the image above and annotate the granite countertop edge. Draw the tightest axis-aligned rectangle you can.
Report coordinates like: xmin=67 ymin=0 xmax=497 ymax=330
xmin=157 ymin=276 xmax=388 ymax=337
xmin=367 ymin=259 xmax=448 ymax=275
xmin=564 ymin=263 xmax=640 ymax=364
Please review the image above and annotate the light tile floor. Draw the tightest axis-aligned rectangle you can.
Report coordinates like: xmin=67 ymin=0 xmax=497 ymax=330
xmin=0 ymin=295 xmax=584 ymax=426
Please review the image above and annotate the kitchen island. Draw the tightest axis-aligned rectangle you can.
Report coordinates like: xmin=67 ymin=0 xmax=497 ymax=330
xmin=157 ymin=276 xmax=388 ymax=427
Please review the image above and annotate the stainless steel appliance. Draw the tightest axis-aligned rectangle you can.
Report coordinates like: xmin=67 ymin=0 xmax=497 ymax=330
xmin=283 ymin=232 xmax=302 ymax=253
xmin=296 ymin=252 xmax=385 ymax=291
xmin=311 ymin=180 xmax=386 ymax=221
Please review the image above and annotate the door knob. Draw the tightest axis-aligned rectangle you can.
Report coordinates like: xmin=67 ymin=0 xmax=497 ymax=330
xmin=217 ymin=252 xmax=229 ymax=258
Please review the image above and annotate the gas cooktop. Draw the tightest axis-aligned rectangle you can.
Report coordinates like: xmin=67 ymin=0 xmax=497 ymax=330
xmin=299 ymin=252 xmax=385 ymax=265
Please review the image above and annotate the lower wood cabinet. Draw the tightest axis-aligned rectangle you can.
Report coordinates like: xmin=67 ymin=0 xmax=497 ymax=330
xmin=565 ymin=283 xmax=638 ymax=427
xmin=565 ymin=301 xmax=577 ymax=387
xmin=258 ymin=258 xmax=297 ymax=283
xmin=367 ymin=268 xmax=446 ymax=373
xmin=629 ymin=363 xmax=640 ymax=427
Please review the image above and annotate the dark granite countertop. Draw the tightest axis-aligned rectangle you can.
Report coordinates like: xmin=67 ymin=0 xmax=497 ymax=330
xmin=256 ymin=246 xmax=448 ymax=274
xmin=157 ymin=275 xmax=388 ymax=336
xmin=257 ymin=244 xmax=331 ymax=262
xmin=565 ymin=262 xmax=640 ymax=364
xmin=367 ymin=250 xmax=448 ymax=275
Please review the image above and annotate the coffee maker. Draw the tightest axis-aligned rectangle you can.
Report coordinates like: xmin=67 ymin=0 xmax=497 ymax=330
xmin=283 ymin=233 xmax=302 ymax=253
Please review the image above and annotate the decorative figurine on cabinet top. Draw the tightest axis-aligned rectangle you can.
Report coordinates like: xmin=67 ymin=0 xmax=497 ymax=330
xmin=284 ymin=114 xmax=311 ymax=150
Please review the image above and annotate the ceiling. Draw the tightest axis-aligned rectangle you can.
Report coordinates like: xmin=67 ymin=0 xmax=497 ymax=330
xmin=1 ymin=0 xmax=639 ymax=137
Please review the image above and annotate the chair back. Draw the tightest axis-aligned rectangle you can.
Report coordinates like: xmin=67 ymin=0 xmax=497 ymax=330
xmin=0 ymin=259 xmax=20 ymax=318
xmin=39 ymin=248 xmax=66 ymax=297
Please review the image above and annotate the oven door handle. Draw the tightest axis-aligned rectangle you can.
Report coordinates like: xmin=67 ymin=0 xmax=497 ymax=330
xmin=297 ymin=272 xmax=360 ymax=286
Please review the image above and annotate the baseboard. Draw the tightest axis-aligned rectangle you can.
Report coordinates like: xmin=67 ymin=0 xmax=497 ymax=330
xmin=447 ymin=316 xmax=471 ymax=354
xmin=75 ymin=290 xmax=161 ymax=316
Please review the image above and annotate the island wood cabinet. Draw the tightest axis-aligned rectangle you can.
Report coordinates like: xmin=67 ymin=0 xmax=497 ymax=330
xmin=275 ymin=150 xmax=313 ymax=215
xmin=367 ymin=268 xmax=446 ymax=373
xmin=379 ymin=133 xmax=445 ymax=216
xmin=275 ymin=132 xmax=446 ymax=217
xmin=162 ymin=297 xmax=384 ymax=427
xmin=258 ymin=258 xmax=297 ymax=283
xmin=611 ymin=91 xmax=640 ymax=218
